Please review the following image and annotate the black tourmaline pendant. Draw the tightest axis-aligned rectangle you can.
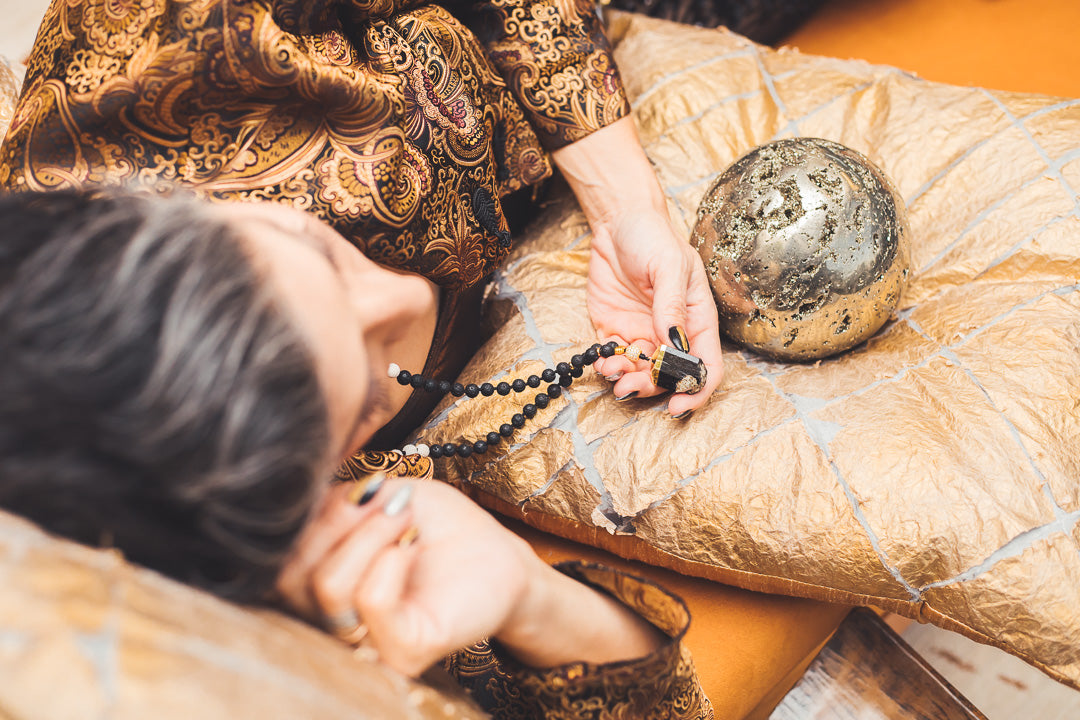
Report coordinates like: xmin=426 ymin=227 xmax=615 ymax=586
xmin=650 ymin=345 xmax=707 ymax=394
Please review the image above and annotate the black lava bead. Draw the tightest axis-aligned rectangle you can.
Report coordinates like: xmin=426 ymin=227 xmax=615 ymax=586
xmin=527 ymin=375 xmax=541 ymax=388
xmin=584 ymin=347 xmax=599 ymax=364
xmin=458 ymin=444 xmax=473 ymax=458
xmin=451 ymin=383 xmax=465 ymax=397
xmin=465 ymin=384 xmax=480 ymax=398
xmin=570 ymin=354 xmax=584 ymax=368
xmin=523 ymin=404 xmax=537 ymax=418
xmin=442 ymin=443 xmax=457 ymax=457
xmin=397 ymin=370 xmax=412 ymax=385
xmin=556 ymin=362 xmax=571 ymax=376
xmin=603 ymin=341 xmax=618 ymax=356
xmin=535 ymin=393 xmax=549 ymax=408
xmin=558 ymin=374 xmax=573 ymax=386
xmin=429 ymin=444 xmax=443 ymax=458
xmin=438 ymin=380 xmax=451 ymax=394
xmin=512 ymin=378 xmax=526 ymax=392
xmin=486 ymin=431 xmax=501 ymax=445
xmin=497 ymin=382 xmax=511 ymax=396
xmin=547 ymin=384 xmax=562 ymax=398
xmin=410 ymin=375 xmax=425 ymax=388
xmin=541 ymin=369 xmax=556 ymax=382
xmin=473 ymin=440 xmax=488 ymax=454
xmin=499 ymin=423 xmax=514 ymax=437
xmin=511 ymin=413 xmax=525 ymax=428
xmin=481 ymin=383 xmax=495 ymax=396
xmin=424 ymin=379 xmax=438 ymax=393
xmin=569 ymin=366 xmax=583 ymax=378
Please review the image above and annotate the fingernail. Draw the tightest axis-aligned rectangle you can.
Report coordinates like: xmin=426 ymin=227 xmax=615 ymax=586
xmin=672 ymin=409 xmax=694 ymax=421
xmin=347 ymin=472 xmax=386 ymax=506
xmin=615 ymin=391 xmax=639 ymax=402
xmin=397 ymin=526 xmax=420 ymax=547
xmin=668 ymin=326 xmax=689 ymax=352
xmin=604 ymin=373 xmax=623 ymax=382
xmin=382 ymin=485 xmax=413 ymax=517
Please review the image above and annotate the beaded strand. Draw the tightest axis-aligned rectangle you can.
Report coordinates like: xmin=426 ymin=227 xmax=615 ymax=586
xmin=388 ymin=341 xmax=634 ymax=459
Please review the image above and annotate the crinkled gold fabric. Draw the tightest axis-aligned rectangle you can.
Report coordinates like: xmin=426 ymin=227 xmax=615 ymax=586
xmin=0 ymin=509 xmax=487 ymax=719
xmin=419 ymin=13 xmax=1080 ymax=689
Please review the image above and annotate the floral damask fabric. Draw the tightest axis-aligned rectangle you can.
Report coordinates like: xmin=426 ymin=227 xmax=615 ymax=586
xmin=0 ymin=0 xmax=628 ymax=291
xmin=445 ymin=562 xmax=714 ymax=720
xmin=336 ymin=448 xmax=436 ymax=480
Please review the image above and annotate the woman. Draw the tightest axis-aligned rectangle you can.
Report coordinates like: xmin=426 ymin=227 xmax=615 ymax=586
xmin=0 ymin=187 xmax=711 ymax=717
xmin=0 ymin=0 xmax=725 ymax=442
xmin=0 ymin=0 xmax=844 ymax=713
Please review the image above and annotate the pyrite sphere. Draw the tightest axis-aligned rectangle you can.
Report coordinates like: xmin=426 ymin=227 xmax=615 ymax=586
xmin=692 ymin=138 xmax=910 ymax=361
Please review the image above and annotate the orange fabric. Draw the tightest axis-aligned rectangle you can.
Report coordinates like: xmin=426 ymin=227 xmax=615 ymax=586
xmin=784 ymin=0 xmax=1080 ymax=98
xmin=512 ymin=520 xmax=850 ymax=719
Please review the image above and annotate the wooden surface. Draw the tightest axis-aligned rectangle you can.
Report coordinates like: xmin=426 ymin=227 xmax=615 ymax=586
xmin=771 ymin=610 xmax=987 ymax=720
xmin=784 ymin=0 xmax=1080 ymax=98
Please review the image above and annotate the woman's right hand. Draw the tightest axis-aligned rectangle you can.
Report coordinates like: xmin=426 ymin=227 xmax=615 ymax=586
xmin=275 ymin=477 xmax=539 ymax=676
xmin=275 ymin=477 xmax=665 ymax=677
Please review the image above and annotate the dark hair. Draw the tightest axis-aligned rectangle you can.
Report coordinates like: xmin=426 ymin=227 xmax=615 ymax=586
xmin=0 ymin=189 xmax=329 ymax=601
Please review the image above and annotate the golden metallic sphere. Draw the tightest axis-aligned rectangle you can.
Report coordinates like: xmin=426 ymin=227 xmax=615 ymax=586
xmin=692 ymin=138 xmax=911 ymax=361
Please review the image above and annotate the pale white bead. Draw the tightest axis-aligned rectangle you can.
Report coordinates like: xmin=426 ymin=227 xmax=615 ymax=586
xmin=416 ymin=444 xmax=430 ymax=457
xmin=402 ymin=443 xmax=418 ymax=456
xmin=387 ymin=363 xmax=401 ymax=378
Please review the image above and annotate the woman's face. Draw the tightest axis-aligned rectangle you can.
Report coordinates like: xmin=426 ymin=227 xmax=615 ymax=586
xmin=216 ymin=203 xmax=438 ymax=461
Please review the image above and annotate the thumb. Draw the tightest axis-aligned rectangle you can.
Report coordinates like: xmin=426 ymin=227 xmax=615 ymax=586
xmin=651 ymin=264 xmax=689 ymax=348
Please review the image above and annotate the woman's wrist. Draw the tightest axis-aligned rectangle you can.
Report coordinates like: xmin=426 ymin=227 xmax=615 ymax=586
xmin=494 ymin=557 xmax=665 ymax=669
xmin=551 ymin=116 xmax=671 ymax=235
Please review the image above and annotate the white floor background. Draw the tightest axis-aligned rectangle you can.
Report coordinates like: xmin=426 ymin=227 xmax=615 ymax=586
xmin=2 ymin=0 xmax=1079 ymax=716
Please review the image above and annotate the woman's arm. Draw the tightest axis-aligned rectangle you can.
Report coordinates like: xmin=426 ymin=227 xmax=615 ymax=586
xmin=552 ymin=116 xmax=724 ymax=416
xmin=275 ymin=477 xmax=664 ymax=674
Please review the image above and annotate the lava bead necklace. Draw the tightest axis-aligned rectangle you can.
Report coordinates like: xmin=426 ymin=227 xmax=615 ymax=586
xmin=388 ymin=330 xmax=707 ymax=459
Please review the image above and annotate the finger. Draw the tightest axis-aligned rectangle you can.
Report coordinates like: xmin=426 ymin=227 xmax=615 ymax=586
xmin=649 ymin=262 xmax=691 ymax=351
xmin=611 ymin=369 xmax=665 ymax=400
xmin=594 ymin=354 xmax=635 ymax=381
xmin=608 ymin=337 xmax=661 ymax=399
xmin=355 ymin=543 xmax=430 ymax=676
xmin=592 ymin=334 xmax=626 ymax=380
xmin=308 ymin=485 xmax=415 ymax=625
xmin=666 ymin=291 xmax=725 ymax=417
xmin=275 ymin=476 xmax=389 ymax=617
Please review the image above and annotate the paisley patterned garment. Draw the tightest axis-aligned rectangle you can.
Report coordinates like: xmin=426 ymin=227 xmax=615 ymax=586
xmin=0 ymin=0 xmax=628 ymax=291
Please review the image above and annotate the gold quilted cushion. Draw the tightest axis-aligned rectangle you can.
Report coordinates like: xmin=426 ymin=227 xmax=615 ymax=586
xmin=0 ymin=510 xmax=484 ymax=719
xmin=419 ymin=13 xmax=1080 ymax=689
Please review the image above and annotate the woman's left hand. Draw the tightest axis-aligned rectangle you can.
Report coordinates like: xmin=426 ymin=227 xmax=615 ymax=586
xmin=587 ymin=209 xmax=724 ymax=417
xmin=552 ymin=116 xmax=723 ymax=417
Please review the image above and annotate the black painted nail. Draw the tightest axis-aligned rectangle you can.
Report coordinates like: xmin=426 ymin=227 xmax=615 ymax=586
xmin=672 ymin=409 xmax=694 ymax=421
xmin=347 ymin=472 xmax=385 ymax=505
xmin=615 ymin=391 xmax=639 ymax=402
xmin=668 ymin=326 xmax=690 ymax=353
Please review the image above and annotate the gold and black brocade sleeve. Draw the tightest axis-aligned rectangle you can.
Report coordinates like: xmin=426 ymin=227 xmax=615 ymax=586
xmin=453 ymin=0 xmax=630 ymax=150
xmin=443 ymin=561 xmax=714 ymax=720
